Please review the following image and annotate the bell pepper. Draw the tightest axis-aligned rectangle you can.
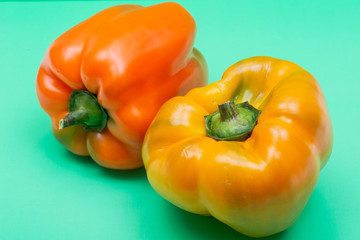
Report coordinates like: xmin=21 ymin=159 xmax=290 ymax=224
xmin=142 ymin=56 xmax=333 ymax=237
xmin=36 ymin=2 xmax=207 ymax=169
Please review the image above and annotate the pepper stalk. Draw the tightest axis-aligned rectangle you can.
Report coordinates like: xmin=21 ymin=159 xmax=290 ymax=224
xmin=59 ymin=90 xmax=107 ymax=132
xmin=205 ymin=101 xmax=261 ymax=141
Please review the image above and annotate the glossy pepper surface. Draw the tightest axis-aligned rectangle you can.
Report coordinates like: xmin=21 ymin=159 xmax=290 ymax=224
xmin=142 ymin=56 xmax=333 ymax=237
xmin=36 ymin=2 xmax=207 ymax=169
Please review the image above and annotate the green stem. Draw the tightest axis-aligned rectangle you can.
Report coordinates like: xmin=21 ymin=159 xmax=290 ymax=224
xmin=218 ymin=102 xmax=240 ymax=121
xmin=59 ymin=109 xmax=88 ymax=129
xmin=205 ymin=101 xmax=261 ymax=141
xmin=59 ymin=90 xmax=107 ymax=132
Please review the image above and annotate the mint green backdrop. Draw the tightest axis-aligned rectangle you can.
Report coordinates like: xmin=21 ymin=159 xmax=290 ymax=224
xmin=0 ymin=0 xmax=358 ymax=239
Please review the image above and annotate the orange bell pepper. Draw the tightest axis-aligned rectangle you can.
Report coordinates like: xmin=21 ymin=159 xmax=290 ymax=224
xmin=142 ymin=56 xmax=333 ymax=237
xmin=36 ymin=2 xmax=207 ymax=169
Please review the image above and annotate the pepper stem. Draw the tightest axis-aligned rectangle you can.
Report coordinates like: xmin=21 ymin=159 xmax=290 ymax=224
xmin=205 ymin=101 xmax=261 ymax=141
xmin=59 ymin=90 xmax=107 ymax=132
xmin=59 ymin=109 xmax=88 ymax=129
xmin=218 ymin=102 xmax=240 ymax=121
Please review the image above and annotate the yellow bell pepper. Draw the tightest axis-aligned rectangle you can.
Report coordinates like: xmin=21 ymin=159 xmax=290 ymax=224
xmin=142 ymin=56 xmax=333 ymax=237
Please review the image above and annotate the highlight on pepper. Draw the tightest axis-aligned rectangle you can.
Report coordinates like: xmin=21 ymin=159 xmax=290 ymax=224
xmin=142 ymin=56 xmax=333 ymax=237
xmin=36 ymin=2 xmax=208 ymax=169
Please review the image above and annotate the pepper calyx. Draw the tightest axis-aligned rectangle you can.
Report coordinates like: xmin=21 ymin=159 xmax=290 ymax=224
xmin=205 ymin=101 xmax=261 ymax=141
xmin=59 ymin=90 xmax=107 ymax=132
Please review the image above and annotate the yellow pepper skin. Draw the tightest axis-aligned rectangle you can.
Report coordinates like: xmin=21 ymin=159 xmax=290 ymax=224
xmin=142 ymin=56 xmax=333 ymax=237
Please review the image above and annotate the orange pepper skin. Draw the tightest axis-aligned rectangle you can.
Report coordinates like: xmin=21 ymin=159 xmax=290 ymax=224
xmin=143 ymin=56 xmax=333 ymax=237
xmin=36 ymin=3 xmax=208 ymax=169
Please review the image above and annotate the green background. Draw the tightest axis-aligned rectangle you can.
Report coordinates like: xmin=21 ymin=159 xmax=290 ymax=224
xmin=0 ymin=0 xmax=359 ymax=239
